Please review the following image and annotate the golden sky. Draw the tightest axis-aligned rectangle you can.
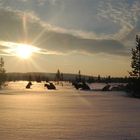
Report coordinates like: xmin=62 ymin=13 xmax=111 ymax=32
xmin=0 ymin=0 xmax=139 ymax=76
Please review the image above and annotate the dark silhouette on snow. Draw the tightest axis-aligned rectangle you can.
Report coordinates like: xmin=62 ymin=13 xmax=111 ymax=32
xmin=72 ymin=82 xmax=90 ymax=90
xmin=102 ymin=84 xmax=111 ymax=91
xmin=26 ymin=81 xmax=32 ymax=89
xmin=110 ymin=84 xmax=126 ymax=91
xmin=44 ymin=82 xmax=56 ymax=90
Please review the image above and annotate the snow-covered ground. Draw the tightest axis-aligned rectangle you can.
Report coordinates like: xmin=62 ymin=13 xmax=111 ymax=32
xmin=0 ymin=81 xmax=140 ymax=140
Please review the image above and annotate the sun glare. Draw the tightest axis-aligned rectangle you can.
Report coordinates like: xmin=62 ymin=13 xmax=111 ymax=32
xmin=15 ymin=44 xmax=38 ymax=59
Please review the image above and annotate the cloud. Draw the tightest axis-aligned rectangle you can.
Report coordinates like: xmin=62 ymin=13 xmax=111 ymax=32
xmin=0 ymin=7 xmax=129 ymax=57
xmin=98 ymin=0 xmax=140 ymax=42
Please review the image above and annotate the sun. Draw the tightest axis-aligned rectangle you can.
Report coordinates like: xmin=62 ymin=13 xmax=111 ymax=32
xmin=15 ymin=44 xmax=32 ymax=59
xmin=15 ymin=43 xmax=38 ymax=59
xmin=0 ymin=41 xmax=41 ymax=58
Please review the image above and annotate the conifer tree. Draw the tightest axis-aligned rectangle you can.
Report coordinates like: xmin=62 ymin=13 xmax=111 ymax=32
xmin=55 ymin=69 xmax=61 ymax=83
xmin=127 ymin=35 xmax=140 ymax=97
xmin=0 ymin=57 xmax=6 ymax=88
xmin=131 ymin=35 xmax=140 ymax=78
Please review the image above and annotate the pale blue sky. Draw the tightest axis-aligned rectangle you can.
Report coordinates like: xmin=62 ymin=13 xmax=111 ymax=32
xmin=0 ymin=0 xmax=140 ymax=76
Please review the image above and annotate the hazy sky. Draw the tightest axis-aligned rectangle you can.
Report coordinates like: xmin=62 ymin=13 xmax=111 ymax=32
xmin=0 ymin=0 xmax=140 ymax=76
